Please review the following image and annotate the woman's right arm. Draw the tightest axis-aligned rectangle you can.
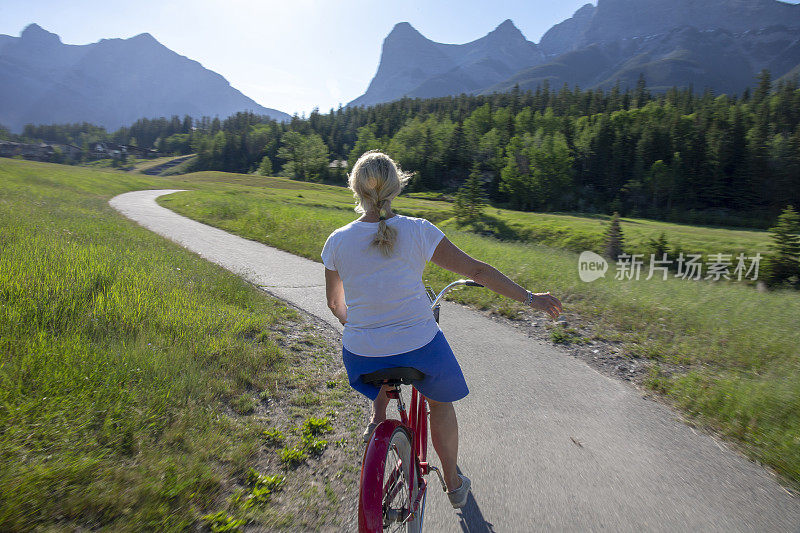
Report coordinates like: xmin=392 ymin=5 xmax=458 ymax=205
xmin=430 ymin=237 xmax=563 ymax=321
xmin=324 ymin=267 xmax=348 ymax=325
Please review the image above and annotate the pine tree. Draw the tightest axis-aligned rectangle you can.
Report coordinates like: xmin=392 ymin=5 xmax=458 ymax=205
xmin=604 ymin=212 xmax=626 ymax=261
xmin=753 ymin=69 xmax=772 ymax=106
xmin=765 ymin=205 xmax=800 ymax=287
xmin=648 ymin=160 xmax=671 ymax=212
xmin=634 ymin=73 xmax=649 ymax=108
xmin=646 ymin=232 xmax=671 ymax=268
xmin=454 ymin=163 xmax=486 ymax=224
xmin=257 ymin=155 xmax=273 ymax=176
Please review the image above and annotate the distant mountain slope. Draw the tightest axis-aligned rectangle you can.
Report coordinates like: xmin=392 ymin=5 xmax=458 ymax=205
xmin=579 ymin=0 xmax=800 ymax=47
xmin=351 ymin=0 xmax=800 ymax=107
xmin=0 ymin=24 xmax=290 ymax=132
xmin=348 ymin=20 xmax=543 ymax=107
xmin=538 ymin=3 xmax=596 ymax=58
xmin=489 ymin=23 xmax=800 ymax=95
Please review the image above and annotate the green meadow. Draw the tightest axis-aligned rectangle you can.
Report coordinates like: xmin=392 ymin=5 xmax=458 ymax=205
xmin=159 ymin=171 xmax=800 ymax=487
xmin=164 ymin=171 xmax=771 ymax=259
xmin=0 ymin=159 xmax=360 ymax=531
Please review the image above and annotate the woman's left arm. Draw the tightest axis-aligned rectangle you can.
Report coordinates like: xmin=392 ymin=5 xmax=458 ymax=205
xmin=324 ymin=268 xmax=347 ymax=325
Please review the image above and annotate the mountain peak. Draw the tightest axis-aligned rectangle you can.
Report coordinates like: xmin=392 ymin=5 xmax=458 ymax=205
xmin=387 ymin=22 xmax=425 ymax=39
xmin=131 ymin=32 xmax=157 ymax=42
xmin=495 ymin=19 xmax=517 ymax=32
xmin=350 ymin=18 xmax=541 ymax=108
xmin=20 ymin=23 xmax=61 ymax=45
xmin=486 ymin=19 xmax=527 ymax=43
xmin=574 ymin=3 xmax=596 ymax=18
xmin=128 ymin=32 xmax=162 ymax=47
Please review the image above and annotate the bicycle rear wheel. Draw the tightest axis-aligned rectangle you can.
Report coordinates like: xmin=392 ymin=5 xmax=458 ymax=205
xmin=359 ymin=422 xmax=422 ymax=533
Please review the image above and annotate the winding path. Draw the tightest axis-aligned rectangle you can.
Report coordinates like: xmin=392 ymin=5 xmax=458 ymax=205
xmin=110 ymin=189 xmax=800 ymax=532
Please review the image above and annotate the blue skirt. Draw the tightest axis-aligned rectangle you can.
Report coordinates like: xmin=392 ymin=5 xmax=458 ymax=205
xmin=342 ymin=330 xmax=469 ymax=402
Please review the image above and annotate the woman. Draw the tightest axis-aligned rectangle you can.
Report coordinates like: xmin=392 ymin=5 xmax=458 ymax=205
xmin=322 ymin=151 xmax=562 ymax=509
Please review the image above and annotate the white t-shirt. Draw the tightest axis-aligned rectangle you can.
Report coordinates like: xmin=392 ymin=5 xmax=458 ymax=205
xmin=321 ymin=214 xmax=446 ymax=357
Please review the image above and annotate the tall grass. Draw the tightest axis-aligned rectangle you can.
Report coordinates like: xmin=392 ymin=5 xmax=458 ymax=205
xmin=0 ymin=160 xmax=309 ymax=530
xmin=161 ymin=176 xmax=800 ymax=486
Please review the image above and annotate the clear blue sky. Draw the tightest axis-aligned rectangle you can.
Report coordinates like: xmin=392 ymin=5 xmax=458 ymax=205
xmin=2 ymin=0 xmax=798 ymax=116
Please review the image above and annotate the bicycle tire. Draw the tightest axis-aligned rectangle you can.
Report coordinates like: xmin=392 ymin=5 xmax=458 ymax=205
xmin=413 ymin=393 xmax=428 ymax=531
xmin=359 ymin=422 xmax=422 ymax=533
xmin=414 ymin=390 xmax=428 ymax=464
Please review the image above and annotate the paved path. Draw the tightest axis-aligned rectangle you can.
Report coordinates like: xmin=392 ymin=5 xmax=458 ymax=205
xmin=110 ymin=190 xmax=800 ymax=532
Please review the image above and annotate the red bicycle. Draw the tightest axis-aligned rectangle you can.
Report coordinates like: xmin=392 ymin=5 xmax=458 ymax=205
xmin=357 ymin=279 xmax=483 ymax=533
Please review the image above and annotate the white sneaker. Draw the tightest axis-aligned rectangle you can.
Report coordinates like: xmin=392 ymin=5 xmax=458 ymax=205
xmin=446 ymin=474 xmax=471 ymax=509
xmin=362 ymin=422 xmax=378 ymax=443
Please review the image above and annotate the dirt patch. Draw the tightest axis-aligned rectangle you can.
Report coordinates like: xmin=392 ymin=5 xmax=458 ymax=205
xmin=476 ymin=306 xmax=656 ymax=386
xmin=210 ymin=303 xmax=369 ymax=531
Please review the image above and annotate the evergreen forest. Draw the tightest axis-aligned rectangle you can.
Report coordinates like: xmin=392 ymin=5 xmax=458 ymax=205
xmin=5 ymin=72 xmax=800 ymax=229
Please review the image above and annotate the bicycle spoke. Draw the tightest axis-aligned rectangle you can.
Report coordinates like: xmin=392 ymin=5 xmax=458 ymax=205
xmin=384 ymin=474 xmax=404 ymax=508
xmin=382 ymin=446 xmax=410 ymax=531
xmin=382 ymin=459 xmax=402 ymax=496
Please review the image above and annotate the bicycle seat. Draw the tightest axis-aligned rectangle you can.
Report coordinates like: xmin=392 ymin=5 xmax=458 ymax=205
xmin=360 ymin=367 xmax=425 ymax=386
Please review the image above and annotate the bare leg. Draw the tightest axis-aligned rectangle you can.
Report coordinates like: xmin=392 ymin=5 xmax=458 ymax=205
xmin=370 ymin=385 xmax=390 ymax=424
xmin=427 ymin=398 xmax=462 ymax=491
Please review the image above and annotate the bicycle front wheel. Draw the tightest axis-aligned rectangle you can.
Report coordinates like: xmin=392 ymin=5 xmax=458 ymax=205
xmin=359 ymin=422 xmax=422 ymax=533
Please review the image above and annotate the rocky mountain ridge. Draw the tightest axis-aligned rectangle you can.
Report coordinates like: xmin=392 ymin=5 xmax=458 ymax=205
xmin=350 ymin=0 xmax=800 ymax=107
xmin=0 ymin=24 xmax=289 ymax=132
xmin=349 ymin=19 xmax=543 ymax=107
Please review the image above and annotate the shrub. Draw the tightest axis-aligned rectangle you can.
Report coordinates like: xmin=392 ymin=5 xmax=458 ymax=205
xmin=262 ymin=427 xmax=285 ymax=446
xmin=303 ymin=437 xmax=328 ymax=455
xmin=302 ymin=416 xmax=332 ymax=437
xmin=279 ymin=445 xmax=307 ymax=468
xmin=243 ymin=470 xmax=286 ymax=508
xmin=202 ymin=511 xmax=245 ymax=532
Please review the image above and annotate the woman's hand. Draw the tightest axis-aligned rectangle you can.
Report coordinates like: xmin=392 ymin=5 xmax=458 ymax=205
xmin=529 ymin=292 xmax=563 ymax=321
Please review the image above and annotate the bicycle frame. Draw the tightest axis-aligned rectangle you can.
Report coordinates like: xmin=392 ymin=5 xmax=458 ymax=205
xmin=358 ymin=279 xmax=482 ymax=532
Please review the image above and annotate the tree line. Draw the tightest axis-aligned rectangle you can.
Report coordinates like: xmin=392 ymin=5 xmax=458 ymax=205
xmin=5 ymin=71 xmax=800 ymax=229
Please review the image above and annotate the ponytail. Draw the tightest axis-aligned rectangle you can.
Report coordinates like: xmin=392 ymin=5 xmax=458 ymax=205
xmin=348 ymin=151 xmax=410 ymax=257
xmin=372 ymin=199 xmax=398 ymax=257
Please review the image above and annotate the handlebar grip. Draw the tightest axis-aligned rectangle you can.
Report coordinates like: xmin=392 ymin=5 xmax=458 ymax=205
xmin=465 ymin=280 xmax=484 ymax=287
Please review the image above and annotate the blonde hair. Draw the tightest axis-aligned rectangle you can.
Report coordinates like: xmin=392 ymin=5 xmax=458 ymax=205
xmin=348 ymin=150 xmax=410 ymax=257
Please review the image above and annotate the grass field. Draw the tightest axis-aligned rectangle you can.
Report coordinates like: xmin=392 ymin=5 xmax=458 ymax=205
xmin=78 ymin=155 xmax=192 ymax=175
xmin=130 ymin=155 xmax=187 ymax=173
xmin=465 ymin=207 xmax=770 ymax=258
xmin=0 ymin=159 xmax=361 ymax=531
xmin=164 ymin=172 xmax=771 ymax=260
xmin=158 ymin=172 xmax=800 ymax=488
xmin=80 ymin=157 xmax=147 ymax=171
